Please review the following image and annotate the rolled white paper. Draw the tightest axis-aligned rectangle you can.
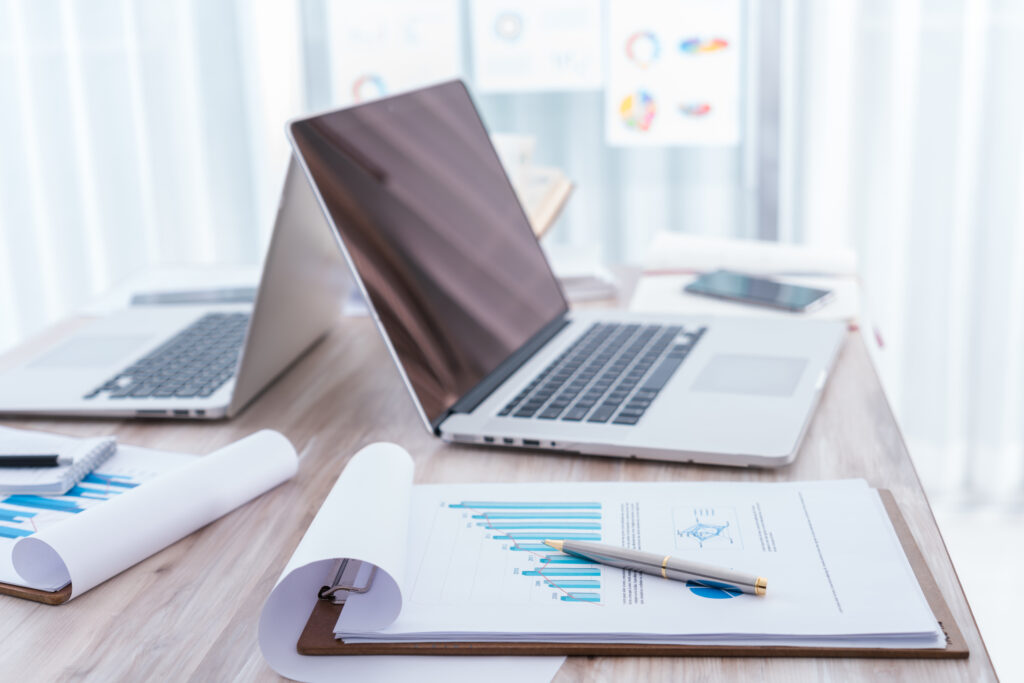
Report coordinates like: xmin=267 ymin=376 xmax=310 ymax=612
xmin=256 ymin=442 xmax=564 ymax=683
xmin=12 ymin=429 xmax=298 ymax=599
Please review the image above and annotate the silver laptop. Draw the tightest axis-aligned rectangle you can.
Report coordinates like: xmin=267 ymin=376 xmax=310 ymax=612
xmin=0 ymin=159 xmax=349 ymax=419
xmin=288 ymin=80 xmax=846 ymax=467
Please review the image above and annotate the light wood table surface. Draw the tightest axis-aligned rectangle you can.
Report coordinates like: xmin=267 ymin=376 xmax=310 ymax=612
xmin=0 ymin=311 xmax=997 ymax=681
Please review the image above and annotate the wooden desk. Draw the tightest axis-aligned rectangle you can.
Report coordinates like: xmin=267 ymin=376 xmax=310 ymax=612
xmin=0 ymin=317 xmax=997 ymax=681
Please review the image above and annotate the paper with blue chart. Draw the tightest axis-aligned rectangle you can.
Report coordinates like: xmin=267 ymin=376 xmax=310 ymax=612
xmin=0 ymin=430 xmax=297 ymax=599
xmin=356 ymin=479 xmax=942 ymax=646
xmin=258 ymin=442 xmax=566 ymax=683
xmin=258 ymin=442 xmax=943 ymax=656
xmin=0 ymin=443 xmax=194 ymax=592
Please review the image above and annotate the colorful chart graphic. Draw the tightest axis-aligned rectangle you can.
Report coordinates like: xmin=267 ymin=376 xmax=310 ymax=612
xmin=351 ymin=74 xmax=387 ymax=103
xmin=618 ymin=90 xmax=657 ymax=132
xmin=686 ymin=579 xmax=744 ymax=599
xmin=625 ymin=31 xmax=660 ymax=68
xmin=445 ymin=500 xmax=605 ymax=604
xmin=679 ymin=37 xmax=729 ymax=55
xmin=679 ymin=102 xmax=712 ymax=117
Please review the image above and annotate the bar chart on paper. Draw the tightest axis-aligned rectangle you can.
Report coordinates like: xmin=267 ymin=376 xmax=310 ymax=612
xmin=410 ymin=499 xmax=607 ymax=606
xmin=0 ymin=448 xmax=192 ymax=544
xmin=0 ymin=473 xmax=144 ymax=541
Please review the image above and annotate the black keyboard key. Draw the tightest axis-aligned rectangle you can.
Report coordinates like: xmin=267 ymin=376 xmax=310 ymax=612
xmin=612 ymin=414 xmax=641 ymax=425
xmin=641 ymin=356 xmax=685 ymax=392
xmin=130 ymin=383 xmax=158 ymax=398
xmin=539 ymin=405 xmax=566 ymax=419
xmin=587 ymin=404 xmax=617 ymax=423
xmin=563 ymin=405 xmax=590 ymax=421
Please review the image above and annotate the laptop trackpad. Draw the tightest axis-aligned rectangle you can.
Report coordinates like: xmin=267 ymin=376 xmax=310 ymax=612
xmin=692 ymin=354 xmax=808 ymax=397
xmin=28 ymin=335 xmax=152 ymax=369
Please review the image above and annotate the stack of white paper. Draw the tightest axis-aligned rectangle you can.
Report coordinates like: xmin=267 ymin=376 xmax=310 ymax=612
xmin=260 ymin=444 xmax=944 ymax=655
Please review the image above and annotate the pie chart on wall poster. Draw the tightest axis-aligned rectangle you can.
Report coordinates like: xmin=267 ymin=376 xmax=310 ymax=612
xmin=352 ymin=74 xmax=387 ymax=103
xmin=619 ymin=90 xmax=657 ymax=132
xmin=625 ymin=30 xmax=661 ymax=68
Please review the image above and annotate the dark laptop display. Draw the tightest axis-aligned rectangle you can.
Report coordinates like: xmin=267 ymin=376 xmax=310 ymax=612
xmin=289 ymin=81 xmax=567 ymax=426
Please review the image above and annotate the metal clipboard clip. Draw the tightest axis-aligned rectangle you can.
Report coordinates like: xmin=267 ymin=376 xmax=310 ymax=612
xmin=318 ymin=558 xmax=378 ymax=604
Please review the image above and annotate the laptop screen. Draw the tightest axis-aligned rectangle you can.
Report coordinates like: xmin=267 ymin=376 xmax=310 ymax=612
xmin=289 ymin=81 xmax=568 ymax=427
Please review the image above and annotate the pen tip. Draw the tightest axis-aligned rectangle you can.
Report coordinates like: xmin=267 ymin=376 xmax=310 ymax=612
xmin=755 ymin=577 xmax=767 ymax=596
xmin=542 ymin=539 xmax=563 ymax=551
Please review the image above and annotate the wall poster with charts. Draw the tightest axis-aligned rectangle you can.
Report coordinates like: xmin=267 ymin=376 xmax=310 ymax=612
xmin=469 ymin=0 xmax=604 ymax=92
xmin=325 ymin=0 xmax=463 ymax=106
xmin=605 ymin=0 xmax=742 ymax=147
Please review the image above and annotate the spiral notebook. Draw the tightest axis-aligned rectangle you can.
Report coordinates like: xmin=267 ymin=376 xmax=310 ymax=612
xmin=0 ymin=427 xmax=116 ymax=495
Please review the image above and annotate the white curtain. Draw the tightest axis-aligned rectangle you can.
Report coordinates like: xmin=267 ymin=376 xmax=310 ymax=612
xmin=1 ymin=0 xmax=1022 ymax=502
xmin=0 ymin=0 xmax=304 ymax=351
xmin=0 ymin=0 xmax=756 ymax=355
xmin=785 ymin=0 xmax=1024 ymax=503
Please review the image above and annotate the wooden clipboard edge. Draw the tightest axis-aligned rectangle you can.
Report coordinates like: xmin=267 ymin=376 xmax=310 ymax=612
xmin=296 ymin=489 xmax=968 ymax=659
xmin=876 ymin=489 xmax=968 ymax=657
xmin=0 ymin=581 xmax=72 ymax=606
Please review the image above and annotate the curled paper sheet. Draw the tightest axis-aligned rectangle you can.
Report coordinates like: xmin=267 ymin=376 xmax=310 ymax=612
xmin=257 ymin=442 xmax=564 ymax=683
xmin=12 ymin=429 xmax=297 ymax=599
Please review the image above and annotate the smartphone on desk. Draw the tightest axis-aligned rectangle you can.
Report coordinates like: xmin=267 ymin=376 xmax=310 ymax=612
xmin=684 ymin=269 xmax=834 ymax=313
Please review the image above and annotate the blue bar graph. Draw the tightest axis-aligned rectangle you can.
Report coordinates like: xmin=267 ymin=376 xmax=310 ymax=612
xmin=478 ymin=522 xmax=601 ymax=530
xmin=471 ymin=512 xmax=600 ymax=520
xmin=3 ymin=495 xmax=85 ymax=513
xmin=63 ymin=485 xmax=119 ymax=501
xmin=450 ymin=501 xmax=600 ymax=510
xmin=541 ymin=555 xmax=594 ymax=565
xmin=82 ymin=473 xmax=139 ymax=489
xmin=455 ymin=499 xmax=605 ymax=604
xmin=542 ymin=580 xmax=601 ymax=589
xmin=0 ymin=508 xmax=36 ymax=524
xmin=493 ymin=533 xmax=601 ymax=541
xmin=0 ymin=525 xmax=33 ymax=539
xmin=523 ymin=568 xmax=601 ymax=577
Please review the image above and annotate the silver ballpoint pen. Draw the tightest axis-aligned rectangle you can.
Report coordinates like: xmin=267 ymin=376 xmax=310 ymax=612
xmin=543 ymin=539 xmax=767 ymax=596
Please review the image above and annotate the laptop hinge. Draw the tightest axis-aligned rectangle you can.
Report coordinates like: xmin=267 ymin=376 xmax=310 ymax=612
xmin=433 ymin=314 xmax=572 ymax=433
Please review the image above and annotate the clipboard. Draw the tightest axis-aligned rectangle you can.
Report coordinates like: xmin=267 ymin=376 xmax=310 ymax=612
xmin=295 ymin=490 xmax=969 ymax=659
xmin=0 ymin=581 xmax=72 ymax=605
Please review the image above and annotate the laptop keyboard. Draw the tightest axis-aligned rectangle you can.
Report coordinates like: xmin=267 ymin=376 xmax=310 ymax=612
xmin=84 ymin=312 xmax=250 ymax=400
xmin=498 ymin=322 xmax=705 ymax=426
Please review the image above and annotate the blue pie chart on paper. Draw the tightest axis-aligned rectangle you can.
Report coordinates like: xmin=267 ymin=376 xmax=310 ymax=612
xmin=686 ymin=580 xmax=744 ymax=599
